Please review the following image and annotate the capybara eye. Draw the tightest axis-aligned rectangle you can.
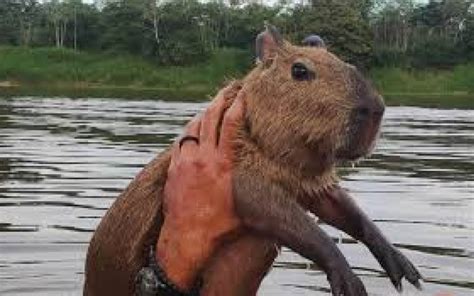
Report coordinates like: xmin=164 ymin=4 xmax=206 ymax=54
xmin=291 ymin=62 xmax=314 ymax=81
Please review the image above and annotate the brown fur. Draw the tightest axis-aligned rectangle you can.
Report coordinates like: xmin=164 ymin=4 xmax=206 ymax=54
xmin=84 ymin=30 xmax=384 ymax=295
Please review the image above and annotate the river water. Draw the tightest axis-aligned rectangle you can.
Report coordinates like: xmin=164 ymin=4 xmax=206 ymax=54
xmin=0 ymin=97 xmax=473 ymax=296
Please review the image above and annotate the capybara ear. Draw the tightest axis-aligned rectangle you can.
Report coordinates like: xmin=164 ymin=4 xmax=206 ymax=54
xmin=255 ymin=23 xmax=283 ymax=64
xmin=302 ymin=34 xmax=326 ymax=48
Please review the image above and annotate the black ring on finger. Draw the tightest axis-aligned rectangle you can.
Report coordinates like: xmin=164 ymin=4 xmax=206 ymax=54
xmin=179 ymin=136 xmax=200 ymax=149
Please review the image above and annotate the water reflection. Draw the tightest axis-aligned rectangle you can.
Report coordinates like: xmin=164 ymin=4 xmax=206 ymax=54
xmin=0 ymin=98 xmax=473 ymax=295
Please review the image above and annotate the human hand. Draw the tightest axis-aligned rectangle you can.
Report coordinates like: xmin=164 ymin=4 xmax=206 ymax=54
xmin=156 ymin=83 xmax=245 ymax=291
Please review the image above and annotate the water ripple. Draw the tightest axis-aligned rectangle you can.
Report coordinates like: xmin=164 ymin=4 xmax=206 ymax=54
xmin=0 ymin=98 xmax=473 ymax=296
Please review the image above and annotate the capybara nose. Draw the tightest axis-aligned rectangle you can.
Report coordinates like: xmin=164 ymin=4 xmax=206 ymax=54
xmin=357 ymin=93 xmax=385 ymax=118
xmin=356 ymin=98 xmax=384 ymax=119
xmin=373 ymin=98 xmax=385 ymax=118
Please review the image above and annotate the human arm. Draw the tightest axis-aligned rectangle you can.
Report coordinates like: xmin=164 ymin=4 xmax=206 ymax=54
xmin=155 ymin=84 xmax=245 ymax=292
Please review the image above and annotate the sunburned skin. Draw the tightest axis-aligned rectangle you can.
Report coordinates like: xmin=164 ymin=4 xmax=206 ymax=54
xmin=84 ymin=26 xmax=422 ymax=296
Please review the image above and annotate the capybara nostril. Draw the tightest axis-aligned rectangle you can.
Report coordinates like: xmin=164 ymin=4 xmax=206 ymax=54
xmin=358 ymin=96 xmax=385 ymax=119
xmin=356 ymin=107 xmax=370 ymax=117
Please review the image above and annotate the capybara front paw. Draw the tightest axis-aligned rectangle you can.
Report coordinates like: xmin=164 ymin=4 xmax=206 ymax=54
xmin=380 ymin=246 xmax=423 ymax=291
xmin=328 ymin=270 xmax=367 ymax=296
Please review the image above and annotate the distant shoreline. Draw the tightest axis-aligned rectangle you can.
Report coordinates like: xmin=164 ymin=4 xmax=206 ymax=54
xmin=0 ymin=81 xmax=211 ymax=101
xmin=1 ymin=46 xmax=472 ymax=108
xmin=2 ymin=82 xmax=472 ymax=109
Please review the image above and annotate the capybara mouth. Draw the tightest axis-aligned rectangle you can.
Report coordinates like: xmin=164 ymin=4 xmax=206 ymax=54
xmin=336 ymin=109 xmax=383 ymax=161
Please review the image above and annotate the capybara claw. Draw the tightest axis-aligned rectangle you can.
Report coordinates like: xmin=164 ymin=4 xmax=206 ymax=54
xmin=328 ymin=271 xmax=367 ymax=296
xmin=381 ymin=247 xmax=423 ymax=292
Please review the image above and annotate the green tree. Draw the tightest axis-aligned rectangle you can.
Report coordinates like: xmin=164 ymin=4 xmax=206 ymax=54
xmin=461 ymin=6 xmax=474 ymax=59
xmin=286 ymin=2 xmax=374 ymax=67
xmin=4 ymin=0 xmax=41 ymax=46
xmin=0 ymin=0 xmax=20 ymax=45
xmin=371 ymin=0 xmax=473 ymax=67
xmin=152 ymin=0 xmax=216 ymax=64
xmin=99 ymin=1 xmax=145 ymax=54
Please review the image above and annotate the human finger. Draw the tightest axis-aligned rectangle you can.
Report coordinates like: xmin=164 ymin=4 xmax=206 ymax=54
xmin=218 ymin=90 xmax=245 ymax=153
xmin=180 ymin=115 xmax=201 ymax=156
xmin=200 ymin=84 xmax=236 ymax=147
xmin=221 ymin=80 xmax=242 ymax=103
xmin=168 ymin=141 xmax=180 ymax=172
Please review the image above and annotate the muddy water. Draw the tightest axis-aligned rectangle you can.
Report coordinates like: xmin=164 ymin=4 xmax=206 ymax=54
xmin=0 ymin=97 xmax=473 ymax=296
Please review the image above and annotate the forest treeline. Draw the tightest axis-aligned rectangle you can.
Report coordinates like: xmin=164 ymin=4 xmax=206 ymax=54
xmin=0 ymin=0 xmax=473 ymax=69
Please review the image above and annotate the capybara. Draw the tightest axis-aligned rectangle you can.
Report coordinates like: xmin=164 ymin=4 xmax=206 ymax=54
xmin=84 ymin=26 xmax=422 ymax=296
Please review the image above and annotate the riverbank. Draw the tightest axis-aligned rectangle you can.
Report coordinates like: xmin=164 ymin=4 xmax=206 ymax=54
xmin=0 ymin=46 xmax=251 ymax=101
xmin=370 ymin=65 xmax=474 ymax=108
xmin=1 ymin=46 xmax=473 ymax=108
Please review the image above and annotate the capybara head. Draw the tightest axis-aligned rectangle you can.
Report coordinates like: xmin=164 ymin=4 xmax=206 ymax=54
xmin=241 ymin=26 xmax=385 ymax=175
